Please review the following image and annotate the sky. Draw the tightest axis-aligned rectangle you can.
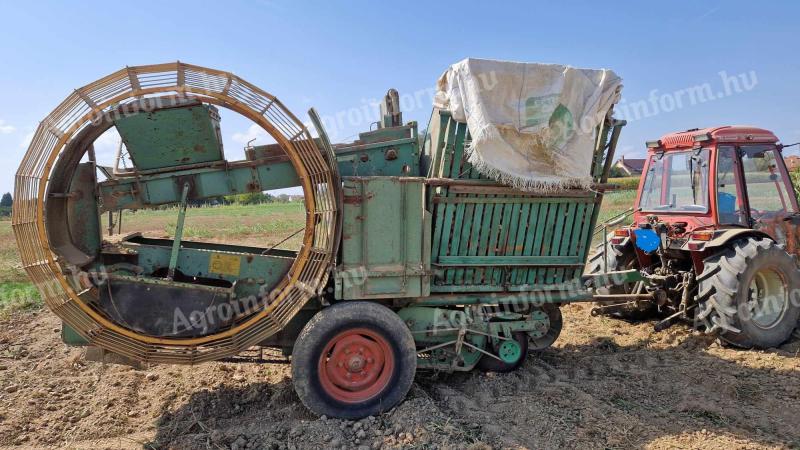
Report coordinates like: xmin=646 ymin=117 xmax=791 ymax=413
xmin=1 ymin=1 xmax=799 ymax=196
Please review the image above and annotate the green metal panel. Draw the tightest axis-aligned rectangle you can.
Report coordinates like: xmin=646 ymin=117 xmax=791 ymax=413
xmin=436 ymin=255 xmax=582 ymax=266
xmin=66 ymin=163 xmax=102 ymax=259
xmin=336 ymin=177 xmax=427 ymax=299
xmin=119 ymin=236 xmax=294 ymax=298
xmin=508 ymin=202 xmax=531 ymax=285
xmin=425 ymin=110 xmax=621 ymax=294
xmin=514 ymin=202 xmax=539 ymax=284
xmin=114 ymin=104 xmax=224 ymax=170
xmin=97 ymin=123 xmax=421 ymax=212
xmin=553 ymin=202 xmax=577 ymax=284
xmin=61 ymin=322 xmax=90 ymax=346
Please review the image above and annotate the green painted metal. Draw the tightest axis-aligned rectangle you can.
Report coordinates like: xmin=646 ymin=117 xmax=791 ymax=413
xmin=167 ymin=182 xmax=190 ymax=279
xmin=61 ymin=323 xmax=90 ymax=346
xmin=61 ymin=92 xmax=625 ymax=369
xmin=335 ymin=177 xmax=428 ymax=299
xmin=97 ymin=124 xmax=420 ymax=212
xmin=117 ymin=236 xmax=294 ymax=297
xmin=421 ymin=108 xmax=623 ymax=297
xmin=412 ymin=289 xmax=593 ymax=305
xmin=435 ymin=255 xmax=583 ymax=266
xmin=583 ymin=268 xmax=645 ymax=286
xmin=497 ymin=340 xmax=522 ymax=363
xmin=115 ymin=103 xmax=224 ymax=170
xmin=396 ymin=306 xmax=486 ymax=371
xmin=488 ymin=309 xmax=549 ymax=339
xmin=66 ymin=162 xmax=102 ymax=259
xmin=397 ymin=305 xmax=551 ymax=370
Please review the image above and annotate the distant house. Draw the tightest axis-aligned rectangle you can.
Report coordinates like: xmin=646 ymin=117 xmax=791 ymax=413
xmin=611 ymin=156 xmax=647 ymax=176
xmin=784 ymin=155 xmax=800 ymax=171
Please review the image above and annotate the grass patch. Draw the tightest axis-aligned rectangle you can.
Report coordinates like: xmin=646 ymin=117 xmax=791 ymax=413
xmin=0 ymin=282 xmax=41 ymax=317
xmin=608 ymin=176 xmax=640 ymax=191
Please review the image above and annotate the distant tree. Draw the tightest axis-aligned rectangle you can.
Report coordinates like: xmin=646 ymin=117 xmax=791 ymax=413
xmin=608 ymin=166 xmax=628 ymax=178
xmin=222 ymin=192 xmax=274 ymax=205
xmin=0 ymin=193 xmax=12 ymax=207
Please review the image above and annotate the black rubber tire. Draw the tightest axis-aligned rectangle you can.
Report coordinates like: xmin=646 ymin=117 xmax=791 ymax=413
xmin=476 ymin=331 xmax=529 ymax=373
xmin=586 ymin=243 xmax=657 ymax=321
xmin=696 ymin=237 xmax=800 ymax=349
xmin=291 ymin=302 xmax=417 ymax=419
xmin=529 ymin=304 xmax=563 ymax=351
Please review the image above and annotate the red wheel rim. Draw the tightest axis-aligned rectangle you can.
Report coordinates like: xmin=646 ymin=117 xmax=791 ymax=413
xmin=318 ymin=328 xmax=395 ymax=403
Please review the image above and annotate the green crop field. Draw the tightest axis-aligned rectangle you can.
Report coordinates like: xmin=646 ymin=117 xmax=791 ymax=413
xmin=0 ymin=193 xmax=638 ymax=315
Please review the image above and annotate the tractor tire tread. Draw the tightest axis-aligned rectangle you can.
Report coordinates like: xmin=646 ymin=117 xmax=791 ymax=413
xmin=696 ymin=237 xmax=800 ymax=348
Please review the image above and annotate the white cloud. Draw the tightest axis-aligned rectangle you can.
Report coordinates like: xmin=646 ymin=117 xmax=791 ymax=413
xmin=0 ymin=119 xmax=15 ymax=134
xmin=19 ymin=130 xmax=34 ymax=149
xmin=92 ymin=129 xmax=122 ymax=164
xmin=231 ymin=124 xmax=275 ymax=147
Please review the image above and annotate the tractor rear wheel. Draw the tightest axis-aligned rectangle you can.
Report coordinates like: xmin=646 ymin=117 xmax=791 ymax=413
xmin=696 ymin=237 xmax=800 ymax=348
xmin=587 ymin=245 xmax=657 ymax=320
xmin=291 ymin=302 xmax=417 ymax=419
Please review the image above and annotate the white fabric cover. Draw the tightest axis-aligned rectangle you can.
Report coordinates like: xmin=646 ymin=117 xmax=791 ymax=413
xmin=434 ymin=58 xmax=622 ymax=190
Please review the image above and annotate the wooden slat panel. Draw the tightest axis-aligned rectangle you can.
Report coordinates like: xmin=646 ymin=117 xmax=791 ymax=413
xmin=575 ymin=203 xmax=598 ymax=278
xmin=545 ymin=203 xmax=569 ymax=285
xmin=446 ymin=201 xmax=467 ymax=283
xmin=566 ymin=203 xmax=589 ymax=281
xmin=449 ymin=185 xmax=596 ymax=197
xmin=436 ymin=255 xmax=582 ymax=266
xmin=431 ymin=119 xmax=460 ymax=270
xmin=446 ymin=123 xmax=469 ymax=284
xmin=553 ymin=202 xmax=578 ymax=285
xmin=473 ymin=194 xmax=496 ymax=285
xmin=463 ymin=195 xmax=484 ymax=283
xmin=507 ymin=202 xmax=531 ymax=285
xmin=485 ymin=199 xmax=507 ymax=286
xmin=492 ymin=201 xmax=515 ymax=285
xmin=527 ymin=203 xmax=551 ymax=285
xmin=515 ymin=202 xmax=539 ymax=285
xmin=429 ymin=119 xmax=457 ymax=265
xmin=454 ymin=201 xmax=476 ymax=284
xmin=536 ymin=202 xmax=560 ymax=285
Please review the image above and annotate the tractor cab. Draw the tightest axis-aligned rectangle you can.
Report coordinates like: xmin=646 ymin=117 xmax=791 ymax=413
xmin=623 ymin=127 xmax=800 ymax=251
xmin=638 ymin=127 xmax=796 ymax=227
xmin=590 ymin=126 xmax=800 ymax=348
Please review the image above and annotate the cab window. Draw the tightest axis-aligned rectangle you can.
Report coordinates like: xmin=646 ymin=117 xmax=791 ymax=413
xmin=716 ymin=146 xmax=746 ymax=225
xmin=739 ymin=145 xmax=794 ymax=219
xmin=640 ymin=149 xmax=710 ymax=213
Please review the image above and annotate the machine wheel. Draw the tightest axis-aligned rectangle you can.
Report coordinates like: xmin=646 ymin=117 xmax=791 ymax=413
xmin=696 ymin=237 xmax=800 ymax=348
xmin=477 ymin=331 xmax=529 ymax=373
xmin=529 ymin=304 xmax=563 ymax=351
xmin=587 ymin=244 xmax=657 ymax=321
xmin=291 ymin=302 xmax=416 ymax=419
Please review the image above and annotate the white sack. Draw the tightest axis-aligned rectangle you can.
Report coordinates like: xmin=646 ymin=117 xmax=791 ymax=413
xmin=434 ymin=58 xmax=622 ymax=191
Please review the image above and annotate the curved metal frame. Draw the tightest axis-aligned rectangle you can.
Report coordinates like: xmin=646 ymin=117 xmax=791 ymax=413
xmin=13 ymin=62 xmax=339 ymax=364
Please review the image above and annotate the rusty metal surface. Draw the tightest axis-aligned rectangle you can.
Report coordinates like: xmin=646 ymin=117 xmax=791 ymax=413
xmin=13 ymin=62 xmax=339 ymax=364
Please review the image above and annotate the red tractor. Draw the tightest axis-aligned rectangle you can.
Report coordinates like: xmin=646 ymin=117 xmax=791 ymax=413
xmin=588 ymin=126 xmax=800 ymax=348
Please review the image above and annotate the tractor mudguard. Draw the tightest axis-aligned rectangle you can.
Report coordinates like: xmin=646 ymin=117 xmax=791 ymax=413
xmin=697 ymin=228 xmax=772 ymax=250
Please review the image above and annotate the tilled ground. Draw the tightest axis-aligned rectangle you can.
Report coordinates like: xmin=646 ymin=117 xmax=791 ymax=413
xmin=0 ymin=304 xmax=798 ymax=449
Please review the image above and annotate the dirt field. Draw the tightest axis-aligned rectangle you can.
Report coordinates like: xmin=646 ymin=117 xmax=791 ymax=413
xmin=0 ymin=304 xmax=798 ymax=449
xmin=1 ymin=197 xmax=799 ymax=449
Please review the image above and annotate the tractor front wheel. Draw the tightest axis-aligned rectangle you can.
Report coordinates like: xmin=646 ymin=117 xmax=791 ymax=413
xmin=696 ymin=237 xmax=800 ymax=348
xmin=291 ymin=302 xmax=417 ymax=419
